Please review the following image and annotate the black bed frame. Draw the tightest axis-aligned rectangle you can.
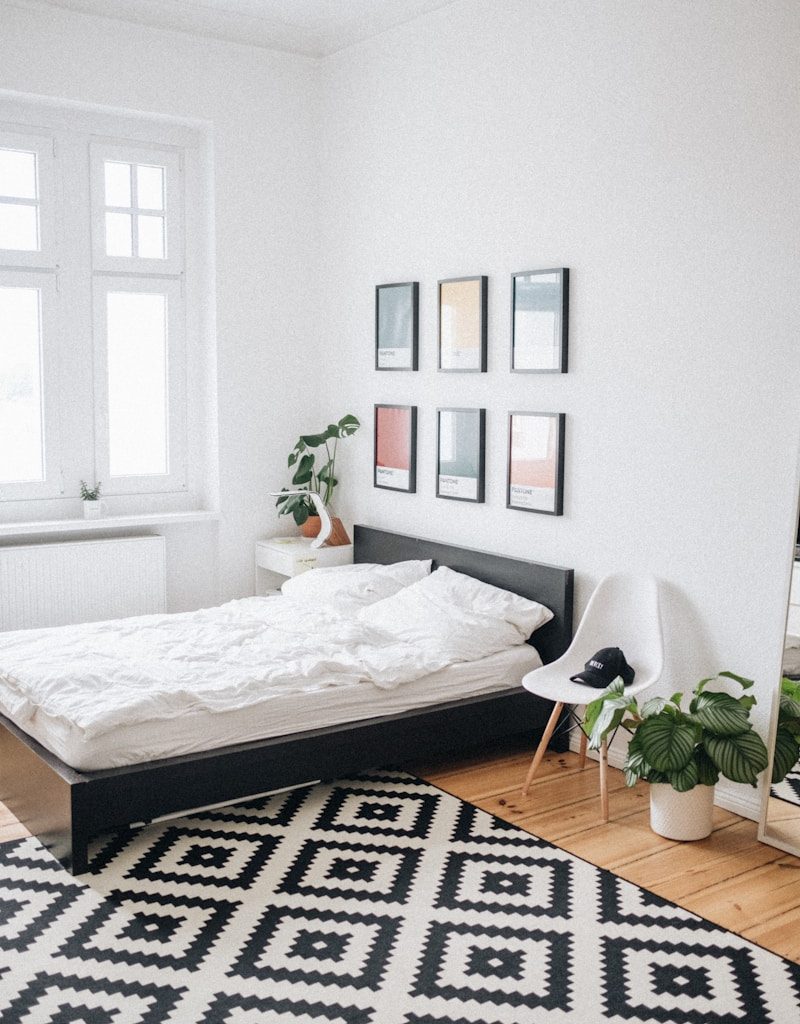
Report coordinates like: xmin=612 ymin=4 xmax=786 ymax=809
xmin=0 ymin=526 xmax=574 ymax=873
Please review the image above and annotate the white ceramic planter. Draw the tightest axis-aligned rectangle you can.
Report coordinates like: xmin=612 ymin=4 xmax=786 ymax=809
xmin=649 ymin=783 xmax=715 ymax=840
xmin=83 ymin=500 xmax=103 ymax=520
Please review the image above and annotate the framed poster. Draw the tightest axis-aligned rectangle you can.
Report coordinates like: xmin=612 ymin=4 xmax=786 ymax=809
xmin=375 ymin=282 xmax=418 ymax=370
xmin=436 ymin=408 xmax=485 ymax=503
xmin=438 ymin=276 xmax=487 ymax=372
xmin=511 ymin=268 xmax=568 ymax=373
xmin=374 ymin=404 xmax=417 ymax=492
xmin=507 ymin=412 xmax=565 ymax=515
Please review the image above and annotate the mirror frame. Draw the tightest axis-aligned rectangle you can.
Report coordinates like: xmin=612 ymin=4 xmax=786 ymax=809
xmin=758 ymin=450 xmax=800 ymax=855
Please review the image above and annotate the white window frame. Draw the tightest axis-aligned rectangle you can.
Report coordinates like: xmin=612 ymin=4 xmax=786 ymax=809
xmin=90 ymin=142 xmax=183 ymax=275
xmin=0 ymin=128 xmax=56 ymax=269
xmin=0 ymin=271 xmax=63 ymax=500
xmin=92 ymin=276 xmax=187 ymax=495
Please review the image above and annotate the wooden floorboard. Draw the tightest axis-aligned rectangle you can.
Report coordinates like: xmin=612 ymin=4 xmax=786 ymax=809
xmin=413 ymin=747 xmax=800 ymax=963
xmin=1 ymin=745 xmax=798 ymax=962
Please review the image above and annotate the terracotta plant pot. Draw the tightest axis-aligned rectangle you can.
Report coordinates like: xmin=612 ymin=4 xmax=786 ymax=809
xmin=300 ymin=515 xmax=321 ymax=539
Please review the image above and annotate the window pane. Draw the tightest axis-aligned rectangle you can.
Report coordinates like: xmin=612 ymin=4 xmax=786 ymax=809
xmin=107 ymin=292 xmax=168 ymax=476
xmin=136 ymin=164 xmax=164 ymax=210
xmin=104 ymin=161 xmax=131 ymax=207
xmin=0 ymin=202 xmax=39 ymax=251
xmin=137 ymin=214 xmax=165 ymax=258
xmin=105 ymin=211 xmax=132 ymax=257
xmin=0 ymin=286 xmax=44 ymax=483
xmin=0 ymin=149 xmax=37 ymax=200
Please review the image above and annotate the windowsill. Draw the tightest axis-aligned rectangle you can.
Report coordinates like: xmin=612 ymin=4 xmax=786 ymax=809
xmin=0 ymin=510 xmax=220 ymax=539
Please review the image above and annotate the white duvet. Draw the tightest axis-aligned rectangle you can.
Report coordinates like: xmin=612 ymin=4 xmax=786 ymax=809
xmin=0 ymin=593 xmax=531 ymax=741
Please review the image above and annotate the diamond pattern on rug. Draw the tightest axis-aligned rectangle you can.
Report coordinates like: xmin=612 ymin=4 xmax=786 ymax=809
xmin=277 ymin=837 xmax=421 ymax=904
xmin=231 ymin=903 xmax=400 ymax=988
xmin=1 ymin=970 xmax=185 ymax=1024
xmin=602 ymin=935 xmax=773 ymax=1024
xmin=313 ymin=785 xmax=438 ymax=839
xmin=125 ymin=826 xmax=280 ymax=890
xmin=412 ymin=919 xmax=572 ymax=1011
xmin=0 ymin=772 xmax=798 ymax=1024
xmin=434 ymin=849 xmax=571 ymax=918
xmin=58 ymin=887 xmax=237 ymax=972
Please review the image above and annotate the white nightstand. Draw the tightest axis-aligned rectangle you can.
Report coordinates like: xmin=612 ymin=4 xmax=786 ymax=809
xmin=255 ymin=536 xmax=354 ymax=594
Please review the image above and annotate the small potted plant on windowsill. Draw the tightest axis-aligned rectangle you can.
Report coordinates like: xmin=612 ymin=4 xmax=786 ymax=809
xmin=275 ymin=414 xmax=360 ymax=544
xmin=80 ymin=480 xmax=105 ymax=520
xmin=585 ymin=671 xmax=769 ymax=840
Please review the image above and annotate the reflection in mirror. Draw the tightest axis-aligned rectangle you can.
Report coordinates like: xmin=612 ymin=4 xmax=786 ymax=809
xmin=762 ymin=500 xmax=800 ymax=854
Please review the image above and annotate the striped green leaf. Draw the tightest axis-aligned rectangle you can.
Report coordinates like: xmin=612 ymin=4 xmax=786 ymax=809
xmin=704 ymin=729 xmax=768 ymax=785
xmin=637 ymin=715 xmax=696 ymax=773
xmin=691 ymin=691 xmax=750 ymax=736
xmin=771 ymin=726 xmax=800 ymax=784
xmin=667 ymin=757 xmax=699 ymax=792
xmin=695 ymin=747 xmax=720 ymax=786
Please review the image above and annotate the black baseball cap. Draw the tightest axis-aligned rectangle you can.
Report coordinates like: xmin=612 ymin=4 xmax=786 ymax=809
xmin=570 ymin=647 xmax=635 ymax=689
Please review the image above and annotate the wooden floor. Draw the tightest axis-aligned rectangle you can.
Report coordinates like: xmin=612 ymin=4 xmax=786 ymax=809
xmin=412 ymin=744 xmax=800 ymax=964
xmin=2 ymin=744 xmax=800 ymax=962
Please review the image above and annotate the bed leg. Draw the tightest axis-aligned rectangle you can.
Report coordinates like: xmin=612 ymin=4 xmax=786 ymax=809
xmin=69 ymin=836 xmax=90 ymax=875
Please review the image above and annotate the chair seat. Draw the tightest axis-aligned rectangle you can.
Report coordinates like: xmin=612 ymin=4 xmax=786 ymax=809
xmin=522 ymin=667 xmax=657 ymax=706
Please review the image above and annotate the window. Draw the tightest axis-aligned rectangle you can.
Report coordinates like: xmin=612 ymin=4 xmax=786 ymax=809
xmin=90 ymin=144 xmax=182 ymax=274
xmin=0 ymin=102 xmax=204 ymax=510
xmin=0 ymin=131 xmax=54 ymax=267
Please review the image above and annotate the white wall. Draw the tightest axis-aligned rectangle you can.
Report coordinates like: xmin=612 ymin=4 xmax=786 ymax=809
xmin=0 ymin=0 xmax=320 ymax=606
xmin=317 ymin=0 xmax=800 ymax=816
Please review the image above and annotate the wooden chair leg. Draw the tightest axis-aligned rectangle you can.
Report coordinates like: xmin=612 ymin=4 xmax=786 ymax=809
xmin=599 ymin=739 xmax=609 ymax=822
xmin=521 ymin=701 xmax=564 ymax=797
xmin=578 ymin=728 xmax=588 ymax=770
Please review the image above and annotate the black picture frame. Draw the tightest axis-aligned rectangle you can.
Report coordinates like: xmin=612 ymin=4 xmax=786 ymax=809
xmin=436 ymin=408 xmax=486 ymax=503
xmin=510 ymin=268 xmax=568 ymax=373
xmin=374 ymin=404 xmax=417 ymax=493
xmin=375 ymin=282 xmax=419 ymax=370
xmin=438 ymin=275 xmax=488 ymax=372
xmin=506 ymin=412 xmax=565 ymax=516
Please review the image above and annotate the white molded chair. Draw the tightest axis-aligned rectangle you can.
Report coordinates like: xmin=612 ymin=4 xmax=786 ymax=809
xmin=520 ymin=573 xmax=664 ymax=821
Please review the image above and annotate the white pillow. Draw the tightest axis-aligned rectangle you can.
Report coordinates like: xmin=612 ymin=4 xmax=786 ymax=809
xmin=358 ymin=566 xmax=554 ymax=661
xmin=281 ymin=559 xmax=432 ymax=609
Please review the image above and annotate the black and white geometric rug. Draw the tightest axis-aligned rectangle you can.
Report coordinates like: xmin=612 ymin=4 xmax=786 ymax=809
xmin=771 ymin=766 xmax=800 ymax=808
xmin=0 ymin=769 xmax=798 ymax=1023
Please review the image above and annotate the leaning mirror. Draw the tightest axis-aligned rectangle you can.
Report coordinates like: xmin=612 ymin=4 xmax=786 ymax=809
xmin=760 ymin=493 xmax=800 ymax=855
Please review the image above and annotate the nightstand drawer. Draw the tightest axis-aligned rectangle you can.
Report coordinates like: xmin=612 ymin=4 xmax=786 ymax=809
xmin=255 ymin=538 xmax=354 ymax=578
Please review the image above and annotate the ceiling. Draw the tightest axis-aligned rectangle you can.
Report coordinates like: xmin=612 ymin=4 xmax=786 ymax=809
xmin=28 ymin=0 xmax=456 ymax=57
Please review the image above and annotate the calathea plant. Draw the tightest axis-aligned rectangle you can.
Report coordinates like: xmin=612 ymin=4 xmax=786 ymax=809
xmin=275 ymin=414 xmax=360 ymax=526
xmin=771 ymin=677 xmax=800 ymax=784
xmin=584 ymin=671 xmax=769 ymax=792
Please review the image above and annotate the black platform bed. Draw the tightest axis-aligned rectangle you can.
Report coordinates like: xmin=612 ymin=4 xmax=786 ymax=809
xmin=0 ymin=526 xmax=574 ymax=874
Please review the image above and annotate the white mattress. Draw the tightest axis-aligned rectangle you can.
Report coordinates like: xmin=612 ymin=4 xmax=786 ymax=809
xmin=17 ymin=644 xmax=541 ymax=771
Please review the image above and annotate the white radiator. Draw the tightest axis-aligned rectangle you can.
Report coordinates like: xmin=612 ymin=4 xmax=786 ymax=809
xmin=0 ymin=536 xmax=167 ymax=631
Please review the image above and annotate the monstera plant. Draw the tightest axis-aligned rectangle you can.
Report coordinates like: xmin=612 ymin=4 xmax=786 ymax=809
xmin=275 ymin=414 xmax=360 ymax=526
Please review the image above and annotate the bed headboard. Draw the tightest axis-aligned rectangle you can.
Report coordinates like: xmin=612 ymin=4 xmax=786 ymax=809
xmin=353 ymin=525 xmax=574 ymax=665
